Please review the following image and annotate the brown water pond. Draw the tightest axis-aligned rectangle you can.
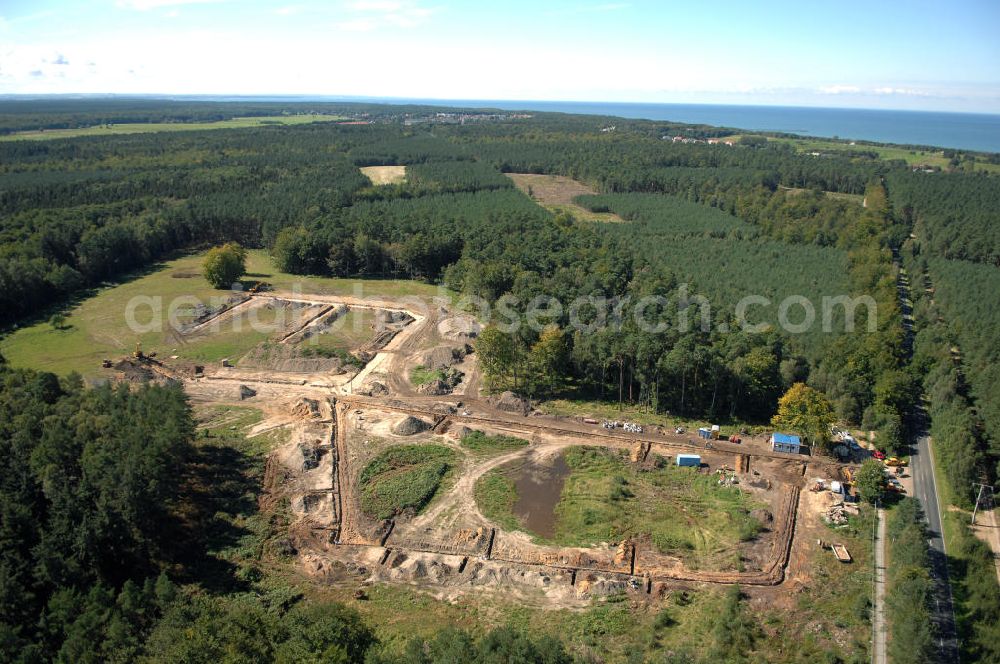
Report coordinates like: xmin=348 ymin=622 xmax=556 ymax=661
xmin=509 ymin=453 xmax=570 ymax=538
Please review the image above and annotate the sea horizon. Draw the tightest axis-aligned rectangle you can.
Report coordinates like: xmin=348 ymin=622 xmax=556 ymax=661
xmin=3 ymin=94 xmax=999 ymax=153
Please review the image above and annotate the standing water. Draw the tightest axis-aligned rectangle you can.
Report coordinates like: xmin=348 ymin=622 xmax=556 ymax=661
xmin=510 ymin=454 xmax=570 ymax=538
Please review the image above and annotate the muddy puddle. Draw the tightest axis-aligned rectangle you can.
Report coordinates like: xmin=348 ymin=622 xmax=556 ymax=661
xmin=510 ymin=453 xmax=570 ymax=538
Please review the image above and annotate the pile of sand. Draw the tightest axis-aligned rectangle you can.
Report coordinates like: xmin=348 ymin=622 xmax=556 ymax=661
xmin=392 ymin=415 xmax=432 ymax=436
xmin=358 ymin=381 xmax=389 ymax=397
xmin=291 ymin=398 xmax=321 ymax=419
xmin=489 ymin=391 xmax=531 ymax=416
xmin=438 ymin=316 xmax=481 ymax=341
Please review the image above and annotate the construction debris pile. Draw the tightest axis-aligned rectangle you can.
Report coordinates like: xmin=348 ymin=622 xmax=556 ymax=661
xmin=824 ymin=502 xmax=860 ymax=526
xmin=715 ymin=467 xmax=739 ymax=487
xmin=602 ymin=420 xmax=644 ymax=433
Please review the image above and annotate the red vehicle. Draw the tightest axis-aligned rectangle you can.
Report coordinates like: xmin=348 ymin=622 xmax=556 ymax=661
xmin=872 ymin=450 xmax=886 ymax=460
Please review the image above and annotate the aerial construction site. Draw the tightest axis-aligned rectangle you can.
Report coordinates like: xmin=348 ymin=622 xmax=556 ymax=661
xmin=106 ymin=284 xmax=860 ymax=608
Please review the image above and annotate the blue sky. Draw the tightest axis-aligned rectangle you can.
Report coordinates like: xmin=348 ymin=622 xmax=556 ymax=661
xmin=1 ymin=0 xmax=998 ymax=112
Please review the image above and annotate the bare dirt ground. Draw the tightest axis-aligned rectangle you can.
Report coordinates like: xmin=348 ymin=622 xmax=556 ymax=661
xmin=968 ymin=505 xmax=1000 ymax=584
xmin=122 ymin=288 xmax=858 ymax=607
xmin=506 ymin=173 xmax=624 ymax=222
xmin=361 ymin=165 xmax=406 ymax=185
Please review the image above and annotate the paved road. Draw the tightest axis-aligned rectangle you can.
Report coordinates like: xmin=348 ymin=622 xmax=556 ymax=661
xmin=873 ymin=508 xmax=887 ymax=664
xmin=895 ymin=253 xmax=959 ymax=662
xmin=911 ymin=434 xmax=959 ymax=663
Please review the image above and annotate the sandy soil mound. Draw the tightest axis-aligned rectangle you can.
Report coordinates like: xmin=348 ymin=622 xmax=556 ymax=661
xmin=291 ymin=398 xmax=322 ymax=419
xmin=488 ymin=391 xmax=531 ymax=416
xmin=113 ymin=358 xmax=155 ymax=382
xmin=358 ymin=381 xmax=389 ymax=397
xmin=392 ymin=415 xmax=433 ymax=436
xmin=239 ymin=344 xmax=346 ymax=373
xmin=420 ymin=345 xmax=473 ymax=370
xmin=376 ymin=310 xmax=414 ymax=328
xmin=437 ymin=316 xmax=481 ymax=341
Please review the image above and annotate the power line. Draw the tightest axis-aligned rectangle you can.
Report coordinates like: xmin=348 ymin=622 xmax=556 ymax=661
xmin=972 ymin=483 xmax=996 ymax=525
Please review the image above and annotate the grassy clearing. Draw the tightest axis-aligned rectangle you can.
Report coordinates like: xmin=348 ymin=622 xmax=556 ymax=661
xmin=537 ymin=398 xmax=765 ymax=436
xmin=473 ymin=471 xmax=522 ymax=532
xmin=478 ymin=446 xmax=764 ymax=567
xmin=778 ymin=186 xmax=865 ymax=205
xmin=359 ymin=444 xmax=457 ymax=520
xmin=297 ymin=308 xmax=377 ymax=356
xmin=409 ymin=364 xmax=448 ymax=386
xmin=506 ymin=173 xmax=624 ymax=222
xmin=723 ymin=134 xmax=1000 ymax=173
xmin=549 ymin=448 xmax=764 ymax=564
xmin=757 ymin=507 xmax=875 ymax=660
xmin=194 ymin=404 xmax=290 ymax=458
xmin=180 ymin=403 xmax=294 ymax=589
xmin=0 ymin=114 xmax=345 ymax=141
xmin=460 ymin=430 xmax=530 ymax=456
xmin=0 ymin=250 xmax=445 ymax=377
xmin=360 ymin=165 xmax=406 ymax=185
xmin=290 ymin=570 xmax=738 ymax=662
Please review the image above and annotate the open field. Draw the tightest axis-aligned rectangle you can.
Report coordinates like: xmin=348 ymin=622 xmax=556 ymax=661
xmin=779 ymin=185 xmax=865 ymax=204
xmin=478 ymin=446 xmax=765 ymax=569
xmin=537 ymin=398 xmax=770 ymax=437
xmin=0 ymin=250 xmax=443 ymax=377
xmin=360 ymin=165 xmax=407 ymax=185
xmin=0 ymin=114 xmax=346 ymax=141
xmin=723 ymin=134 xmax=1000 ymax=173
xmin=506 ymin=173 xmax=624 ymax=222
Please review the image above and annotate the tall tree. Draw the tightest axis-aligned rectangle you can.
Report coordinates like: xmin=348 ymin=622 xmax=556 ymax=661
xmin=202 ymin=243 xmax=247 ymax=289
xmin=771 ymin=382 xmax=835 ymax=450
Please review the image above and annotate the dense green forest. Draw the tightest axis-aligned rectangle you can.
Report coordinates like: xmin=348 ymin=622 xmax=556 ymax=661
xmin=2 ymin=98 xmax=999 ymax=661
xmin=0 ymin=107 xmax=911 ymax=429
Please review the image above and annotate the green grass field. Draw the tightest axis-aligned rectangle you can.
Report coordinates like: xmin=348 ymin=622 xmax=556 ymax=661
xmin=537 ymin=398 xmax=766 ymax=436
xmin=0 ymin=249 xmax=445 ymax=377
xmin=474 ymin=471 xmax=522 ymax=532
xmin=723 ymin=134 xmax=1000 ymax=173
xmin=477 ymin=446 xmax=764 ymax=568
xmin=779 ymin=186 xmax=866 ymax=205
xmin=359 ymin=444 xmax=457 ymax=520
xmin=459 ymin=430 xmax=530 ymax=457
xmin=297 ymin=308 xmax=378 ymax=356
xmin=0 ymin=114 xmax=346 ymax=141
xmin=410 ymin=364 xmax=448 ymax=386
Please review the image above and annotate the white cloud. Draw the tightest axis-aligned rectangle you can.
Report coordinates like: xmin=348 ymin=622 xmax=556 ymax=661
xmin=818 ymin=85 xmax=862 ymax=95
xmin=337 ymin=0 xmax=437 ymax=31
xmin=872 ymin=86 xmax=932 ymax=97
xmin=545 ymin=3 xmax=630 ymax=16
xmin=334 ymin=18 xmax=378 ymax=31
xmin=116 ymin=0 xmax=221 ymax=11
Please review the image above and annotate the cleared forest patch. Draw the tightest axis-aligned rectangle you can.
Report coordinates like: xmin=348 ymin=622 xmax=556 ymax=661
xmin=361 ymin=165 xmax=407 ymax=185
xmin=507 ymin=173 xmax=624 ymax=222
xmin=475 ymin=446 xmax=768 ymax=570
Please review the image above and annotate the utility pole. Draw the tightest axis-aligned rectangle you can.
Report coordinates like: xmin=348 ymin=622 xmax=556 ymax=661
xmin=971 ymin=483 xmax=995 ymax=525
